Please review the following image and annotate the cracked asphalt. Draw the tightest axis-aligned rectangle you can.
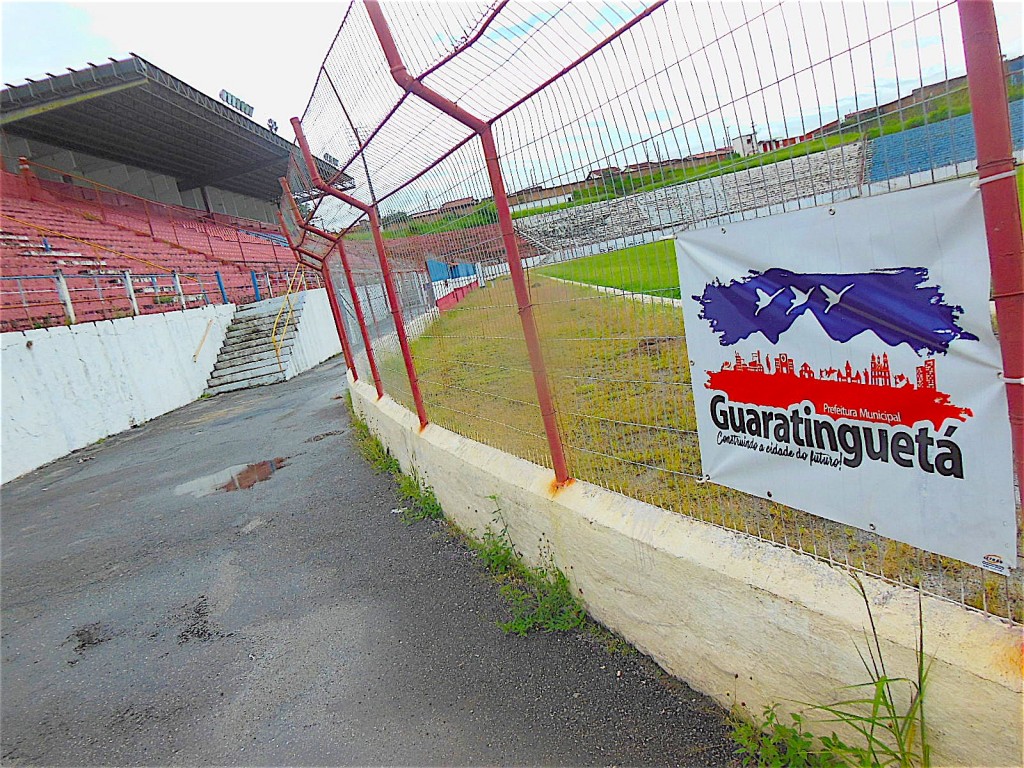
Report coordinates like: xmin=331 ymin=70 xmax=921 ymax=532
xmin=1 ymin=357 xmax=736 ymax=766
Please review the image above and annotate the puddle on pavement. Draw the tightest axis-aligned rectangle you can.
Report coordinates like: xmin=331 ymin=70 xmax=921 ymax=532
xmin=174 ymin=458 xmax=289 ymax=498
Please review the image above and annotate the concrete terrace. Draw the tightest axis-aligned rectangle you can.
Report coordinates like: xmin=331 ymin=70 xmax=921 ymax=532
xmin=0 ymin=358 xmax=734 ymax=766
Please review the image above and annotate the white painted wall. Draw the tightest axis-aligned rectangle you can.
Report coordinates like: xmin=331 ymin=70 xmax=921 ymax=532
xmin=431 ymin=274 xmax=480 ymax=302
xmin=1 ymin=304 xmax=235 ymax=484
xmin=284 ymin=288 xmax=342 ymax=379
xmin=350 ymin=376 xmax=1023 ymax=768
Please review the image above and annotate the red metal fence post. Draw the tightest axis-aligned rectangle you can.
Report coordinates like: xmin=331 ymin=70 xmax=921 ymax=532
xmin=363 ymin=0 xmax=570 ymax=483
xmin=290 ymin=116 xmax=429 ymax=430
xmin=320 ymin=262 xmax=358 ymax=378
xmin=959 ymin=0 xmax=1024 ymax=498
xmin=276 ymin=209 xmax=357 ymax=378
xmin=279 ymin=177 xmax=385 ymax=398
xmin=331 ymin=238 xmax=385 ymax=399
xmin=478 ymin=127 xmax=571 ymax=484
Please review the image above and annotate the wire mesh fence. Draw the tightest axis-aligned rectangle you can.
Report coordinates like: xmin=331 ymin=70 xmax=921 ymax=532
xmin=281 ymin=0 xmax=1023 ymax=622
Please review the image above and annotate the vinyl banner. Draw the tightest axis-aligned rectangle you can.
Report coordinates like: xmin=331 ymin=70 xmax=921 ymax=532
xmin=676 ymin=179 xmax=1016 ymax=572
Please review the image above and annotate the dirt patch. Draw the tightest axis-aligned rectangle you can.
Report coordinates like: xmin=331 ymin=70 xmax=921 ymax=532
xmin=64 ymin=622 xmax=118 ymax=663
xmin=305 ymin=430 xmax=348 ymax=443
xmin=174 ymin=596 xmax=227 ymax=644
xmin=634 ymin=336 xmax=682 ymax=356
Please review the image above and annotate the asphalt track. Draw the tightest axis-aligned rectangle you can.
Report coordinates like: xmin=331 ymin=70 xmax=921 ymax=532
xmin=1 ymin=357 xmax=735 ymax=766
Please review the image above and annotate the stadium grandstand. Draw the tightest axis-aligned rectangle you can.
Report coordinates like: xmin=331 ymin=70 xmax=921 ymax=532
xmin=0 ymin=54 xmax=350 ymax=331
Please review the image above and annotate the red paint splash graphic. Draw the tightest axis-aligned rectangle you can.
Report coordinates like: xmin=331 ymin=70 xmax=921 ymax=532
xmin=706 ymin=351 xmax=973 ymax=429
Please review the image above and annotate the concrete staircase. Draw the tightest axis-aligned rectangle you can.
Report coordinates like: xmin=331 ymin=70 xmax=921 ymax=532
xmin=205 ymin=294 xmax=305 ymax=395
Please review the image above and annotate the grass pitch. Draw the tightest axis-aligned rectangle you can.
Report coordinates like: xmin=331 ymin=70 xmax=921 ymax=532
xmin=537 ymin=240 xmax=681 ymax=298
xmin=376 ymin=274 xmax=1021 ymax=621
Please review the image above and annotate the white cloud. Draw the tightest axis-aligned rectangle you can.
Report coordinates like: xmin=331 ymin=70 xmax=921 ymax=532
xmin=67 ymin=1 xmax=348 ymax=133
xmin=14 ymin=0 xmax=1013 ymax=226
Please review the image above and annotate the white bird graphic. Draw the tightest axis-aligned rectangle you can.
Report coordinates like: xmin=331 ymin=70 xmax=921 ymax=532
xmin=821 ymin=283 xmax=854 ymax=313
xmin=786 ymin=286 xmax=814 ymax=315
xmin=754 ymin=287 xmax=786 ymax=316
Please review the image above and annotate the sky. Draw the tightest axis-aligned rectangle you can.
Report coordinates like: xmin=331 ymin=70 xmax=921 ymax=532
xmin=283 ymin=0 xmax=1023 ymax=226
xmin=2 ymin=0 xmax=1022 ymax=229
xmin=1 ymin=1 xmax=346 ymax=134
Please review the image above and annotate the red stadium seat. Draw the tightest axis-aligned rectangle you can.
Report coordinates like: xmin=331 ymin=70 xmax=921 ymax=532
xmin=1 ymin=171 xmax=297 ymax=331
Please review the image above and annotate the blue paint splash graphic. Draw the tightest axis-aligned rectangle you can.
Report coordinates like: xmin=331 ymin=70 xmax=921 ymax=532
xmin=693 ymin=267 xmax=977 ymax=355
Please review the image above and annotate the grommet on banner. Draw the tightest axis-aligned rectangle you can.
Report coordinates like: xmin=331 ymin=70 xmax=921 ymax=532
xmin=970 ymin=168 xmax=1018 ymax=188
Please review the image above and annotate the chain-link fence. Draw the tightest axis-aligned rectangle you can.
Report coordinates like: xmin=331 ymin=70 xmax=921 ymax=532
xmin=280 ymin=0 xmax=1023 ymax=622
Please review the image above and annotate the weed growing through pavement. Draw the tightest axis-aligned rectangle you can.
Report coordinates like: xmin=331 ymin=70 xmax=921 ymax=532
xmin=730 ymin=574 xmax=932 ymax=768
xmin=461 ymin=507 xmax=586 ymax=637
xmin=346 ymin=393 xmax=442 ymax=522
xmin=345 ymin=395 xmax=635 ymax=646
xmin=377 ymin=275 xmax=1021 ymax=622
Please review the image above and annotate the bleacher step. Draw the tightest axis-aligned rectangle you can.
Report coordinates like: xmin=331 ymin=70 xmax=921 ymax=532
xmin=204 ymin=293 xmax=307 ymax=396
xmin=207 ymin=359 xmax=290 ymax=388
xmin=223 ymin=313 xmax=303 ymax=339
xmin=213 ymin=351 xmax=289 ymax=374
xmin=211 ymin=351 xmax=294 ymax=379
xmin=206 ymin=370 xmax=288 ymax=395
xmin=215 ymin=328 xmax=296 ymax=357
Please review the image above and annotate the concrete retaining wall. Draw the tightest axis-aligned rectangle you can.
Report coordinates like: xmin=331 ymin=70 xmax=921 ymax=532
xmin=1 ymin=304 xmax=235 ymax=484
xmin=350 ymin=376 xmax=1022 ymax=767
xmin=284 ymin=288 xmax=342 ymax=380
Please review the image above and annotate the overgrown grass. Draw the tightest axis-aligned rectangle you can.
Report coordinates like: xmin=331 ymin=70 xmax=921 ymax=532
xmin=510 ymin=133 xmax=861 ymax=225
xmin=344 ymin=392 xmax=590 ymax=636
xmin=630 ymin=133 xmax=861 ymax=195
xmin=461 ymin=507 xmax=586 ymax=636
xmin=537 ymin=240 xmax=680 ymax=298
xmin=347 ymin=392 xmax=444 ymax=523
xmin=378 ymin=201 xmax=499 ymax=239
xmin=732 ymin=576 xmax=932 ymax=768
xmin=379 ymin=277 xmax=1022 ymax=622
xmin=511 ymin=191 xmax=620 ymax=219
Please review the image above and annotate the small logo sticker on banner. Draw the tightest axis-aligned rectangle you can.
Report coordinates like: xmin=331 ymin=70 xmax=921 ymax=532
xmin=982 ymin=554 xmax=1006 ymax=574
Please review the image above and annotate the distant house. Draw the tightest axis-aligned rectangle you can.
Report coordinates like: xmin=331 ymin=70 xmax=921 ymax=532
xmin=586 ymin=167 xmax=623 ymax=182
xmin=758 ymin=136 xmax=804 ymax=153
xmin=734 ymin=130 xmax=819 ymax=156
xmin=507 ymin=182 xmax=578 ymax=210
xmin=623 ymin=161 xmax=661 ymax=176
xmin=438 ymin=196 xmax=477 ymax=215
xmin=731 ymin=133 xmax=758 ymax=157
xmin=411 ymin=209 xmax=442 ymax=224
xmin=687 ymin=148 xmax=733 ymax=163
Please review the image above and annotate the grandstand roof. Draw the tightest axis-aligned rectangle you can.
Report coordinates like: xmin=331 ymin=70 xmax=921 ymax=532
xmin=1 ymin=55 xmax=351 ymax=202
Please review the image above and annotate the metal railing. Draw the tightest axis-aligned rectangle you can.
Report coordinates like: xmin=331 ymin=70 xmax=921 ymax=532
xmin=271 ymin=263 xmax=309 ymax=371
xmin=0 ymin=263 xmax=321 ymax=332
